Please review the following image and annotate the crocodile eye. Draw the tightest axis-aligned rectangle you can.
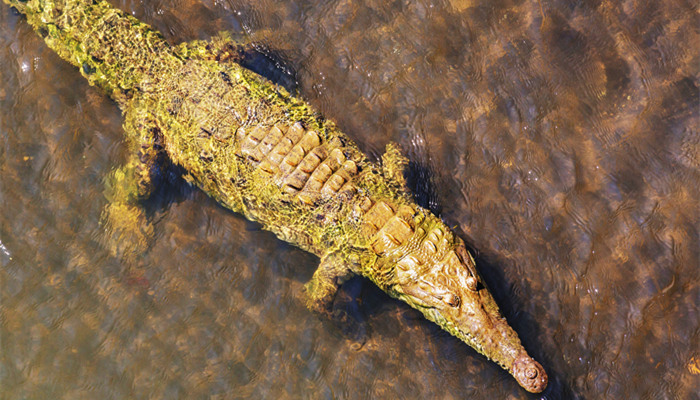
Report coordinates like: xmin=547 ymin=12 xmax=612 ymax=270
xmin=466 ymin=276 xmax=478 ymax=291
xmin=443 ymin=293 xmax=461 ymax=308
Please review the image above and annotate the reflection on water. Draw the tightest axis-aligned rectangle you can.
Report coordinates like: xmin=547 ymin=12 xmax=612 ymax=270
xmin=1 ymin=0 xmax=698 ymax=398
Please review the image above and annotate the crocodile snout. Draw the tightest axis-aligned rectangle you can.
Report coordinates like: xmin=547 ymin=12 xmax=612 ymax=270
xmin=512 ymin=353 xmax=548 ymax=393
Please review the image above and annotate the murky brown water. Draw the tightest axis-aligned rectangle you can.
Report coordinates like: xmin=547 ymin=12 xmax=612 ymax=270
xmin=1 ymin=0 xmax=698 ymax=398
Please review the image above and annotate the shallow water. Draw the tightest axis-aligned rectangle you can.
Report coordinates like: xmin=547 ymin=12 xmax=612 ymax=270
xmin=1 ymin=0 xmax=698 ymax=399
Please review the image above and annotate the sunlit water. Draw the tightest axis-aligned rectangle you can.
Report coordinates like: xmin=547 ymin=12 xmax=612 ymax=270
xmin=1 ymin=0 xmax=698 ymax=399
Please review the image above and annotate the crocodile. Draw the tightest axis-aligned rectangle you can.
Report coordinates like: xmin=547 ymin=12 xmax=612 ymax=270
xmin=5 ymin=0 xmax=548 ymax=393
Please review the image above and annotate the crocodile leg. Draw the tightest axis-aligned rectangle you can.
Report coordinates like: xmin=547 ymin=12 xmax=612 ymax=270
xmin=381 ymin=142 xmax=410 ymax=195
xmin=304 ymin=251 xmax=368 ymax=344
xmin=101 ymin=104 xmax=165 ymax=259
xmin=304 ymin=251 xmax=357 ymax=315
xmin=176 ymin=33 xmax=297 ymax=92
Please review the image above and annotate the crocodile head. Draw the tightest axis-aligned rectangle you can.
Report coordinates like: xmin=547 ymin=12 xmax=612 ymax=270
xmin=391 ymin=239 xmax=548 ymax=393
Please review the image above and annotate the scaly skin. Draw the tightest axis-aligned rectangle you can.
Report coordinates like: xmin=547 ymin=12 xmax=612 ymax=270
xmin=5 ymin=0 xmax=548 ymax=392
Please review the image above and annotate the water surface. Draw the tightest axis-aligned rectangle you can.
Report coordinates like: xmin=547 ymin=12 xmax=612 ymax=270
xmin=1 ymin=0 xmax=698 ymax=398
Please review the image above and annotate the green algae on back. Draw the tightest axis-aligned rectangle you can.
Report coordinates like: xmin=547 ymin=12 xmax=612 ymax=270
xmin=5 ymin=0 xmax=548 ymax=393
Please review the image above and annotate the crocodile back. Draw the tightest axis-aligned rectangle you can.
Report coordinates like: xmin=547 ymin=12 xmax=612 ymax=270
xmin=141 ymin=53 xmax=379 ymax=256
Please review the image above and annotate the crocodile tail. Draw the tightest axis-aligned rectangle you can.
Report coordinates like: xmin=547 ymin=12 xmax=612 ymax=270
xmin=5 ymin=0 xmax=175 ymax=103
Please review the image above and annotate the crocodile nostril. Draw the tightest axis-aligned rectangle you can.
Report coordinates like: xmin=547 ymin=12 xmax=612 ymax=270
xmin=526 ymin=367 xmax=538 ymax=379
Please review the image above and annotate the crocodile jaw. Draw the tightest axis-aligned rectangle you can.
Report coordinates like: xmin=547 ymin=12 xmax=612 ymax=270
xmin=396 ymin=284 xmax=548 ymax=392
xmin=391 ymin=248 xmax=548 ymax=393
